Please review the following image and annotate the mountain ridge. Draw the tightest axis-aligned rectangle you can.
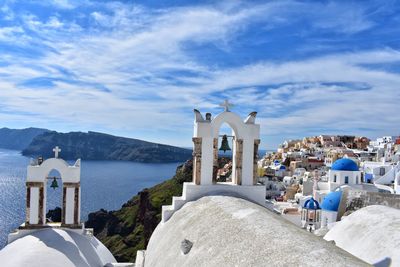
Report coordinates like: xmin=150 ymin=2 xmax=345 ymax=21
xmin=0 ymin=127 xmax=50 ymax=150
xmin=22 ymin=130 xmax=192 ymax=163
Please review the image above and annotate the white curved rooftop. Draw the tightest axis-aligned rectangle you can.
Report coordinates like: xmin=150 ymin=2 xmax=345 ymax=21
xmin=0 ymin=228 xmax=116 ymax=267
xmin=324 ymin=205 xmax=400 ymax=266
xmin=145 ymin=195 xmax=367 ymax=266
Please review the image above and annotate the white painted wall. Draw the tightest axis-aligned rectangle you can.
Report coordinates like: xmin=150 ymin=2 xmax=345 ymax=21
xmin=65 ymin=188 xmax=75 ymax=224
xmin=199 ymin=136 xmax=213 ymax=185
xmin=29 ymin=187 xmax=39 ymax=225
xmin=329 ymin=170 xmax=361 ymax=191
xmin=321 ymin=210 xmax=338 ymax=228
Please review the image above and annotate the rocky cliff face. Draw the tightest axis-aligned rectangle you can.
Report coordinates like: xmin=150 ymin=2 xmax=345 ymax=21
xmin=0 ymin=127 xmax=49 ymax=150
xmin=22 ymin=131 xmax=192 ymax=163
xmin=85 ymin=160 xmax=193 ymax=262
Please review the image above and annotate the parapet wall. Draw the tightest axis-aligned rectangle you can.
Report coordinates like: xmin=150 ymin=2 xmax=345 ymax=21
xmin=345 ymin=190 xmax=400 ymax=212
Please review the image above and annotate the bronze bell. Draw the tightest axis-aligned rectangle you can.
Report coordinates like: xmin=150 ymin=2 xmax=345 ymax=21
xmin=50 ymin=177 xmax=58 ymax=190
xmin=219 ymin=135 xmax=231 ymax=153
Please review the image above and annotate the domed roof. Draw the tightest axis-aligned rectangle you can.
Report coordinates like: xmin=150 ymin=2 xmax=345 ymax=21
xmin=145 ymin=196 xmax=366 ymax=267
xmin=0 ymin=228 xmax=116 ymax=267
xmin=303 ymin=197 xmax=320 ymax=209
xmin=331 ymin=158 xmax=359 ymax=171
xmin=325 ymin=205 xmax=400 ymax=266
xmin=321 ymin=191 xmax=342 ymax=212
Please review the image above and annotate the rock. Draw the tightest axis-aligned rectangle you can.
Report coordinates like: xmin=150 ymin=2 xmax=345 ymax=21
xmin=46 ymin=207 xmax=61 ymax=222
xmin=180 ymin=239 xmax=193 ymax=255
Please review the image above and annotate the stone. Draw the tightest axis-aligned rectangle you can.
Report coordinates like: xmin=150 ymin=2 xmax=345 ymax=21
xmin=180 ymin=239 xmax=193 ymax=255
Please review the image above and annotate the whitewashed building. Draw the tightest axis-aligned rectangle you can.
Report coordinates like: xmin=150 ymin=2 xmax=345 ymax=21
xmin=328 ymin=158 xmax=361 ymax=192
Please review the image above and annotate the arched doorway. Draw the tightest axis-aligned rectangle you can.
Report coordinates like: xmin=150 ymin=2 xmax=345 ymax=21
xmin=45 ymin=169 xmax=63 ymax=223
xmin=213 ymin=122 xmax=236 ymax=184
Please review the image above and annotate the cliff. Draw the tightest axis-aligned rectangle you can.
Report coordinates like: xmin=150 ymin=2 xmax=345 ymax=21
xmin=85 ymin=159 xmax=194 ymax=262
xmin=22 ymin=131 xmax=192 ymax=163
xmin=0 ymin=127 xmax=49 ymax=150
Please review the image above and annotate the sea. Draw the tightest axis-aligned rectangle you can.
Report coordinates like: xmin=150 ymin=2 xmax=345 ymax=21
xmin=0 ymin=148 xmax=180 ymax=249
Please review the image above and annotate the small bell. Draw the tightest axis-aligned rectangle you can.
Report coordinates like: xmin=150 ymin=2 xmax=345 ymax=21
xmin=219 ymin=135 xmax=231 ymax=153
xmin=50 ymin=177 xmax=58 ymax=190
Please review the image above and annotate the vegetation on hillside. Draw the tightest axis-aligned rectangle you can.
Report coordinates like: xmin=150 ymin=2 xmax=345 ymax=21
xmin=85 ymin=159 xmax=193 ymax=262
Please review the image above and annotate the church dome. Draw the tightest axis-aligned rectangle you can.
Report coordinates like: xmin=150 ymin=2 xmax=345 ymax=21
xmin=303 ymin=197 xmax=320 ymax=209
xmin=145 ymin=195 xmax=366 ymax=266
xmin=0 ymin=228 xmax=116 ymax=267
xmin=331 ymin=158 xmax=359 ymax=171
xmin=321 ymin=191 xmax=342 ymax=212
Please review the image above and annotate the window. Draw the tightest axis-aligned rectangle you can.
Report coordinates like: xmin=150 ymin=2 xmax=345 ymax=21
xmin=345 ymin=176 xmax=349 ymax=184
xmin=333 ymin=175 xmax=337 ymax=183
xmin=356 ymin=176 xmax=359 ymax=184
xmin=380 ymin=167 xmax=386 ymax=176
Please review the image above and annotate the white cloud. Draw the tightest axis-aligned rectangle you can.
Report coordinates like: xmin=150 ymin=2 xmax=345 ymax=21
xmin=0 ymin=1 xmax=398 ymax=148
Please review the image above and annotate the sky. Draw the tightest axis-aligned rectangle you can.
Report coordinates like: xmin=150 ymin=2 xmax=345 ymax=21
xmin=0 ymin=0 xmax=400 ymax=149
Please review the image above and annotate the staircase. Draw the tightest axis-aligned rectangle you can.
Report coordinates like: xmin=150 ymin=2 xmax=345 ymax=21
xmin=161 ymin=183 xmax=190 ymax=223
xmin=374 ymin=162 xmax=400 ymax=185
xmin=161 ymin=196 xmax=187 ymax=223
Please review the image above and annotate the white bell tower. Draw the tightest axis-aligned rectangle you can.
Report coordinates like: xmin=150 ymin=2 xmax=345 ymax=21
xmin=24 ymin=147 xmax=81 ymax=227
xmin=161 ymin=102 xmax=265 ymax=223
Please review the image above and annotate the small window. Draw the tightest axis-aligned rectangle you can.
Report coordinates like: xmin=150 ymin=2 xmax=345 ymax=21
xmin=345 ymin=176 xmax=349 ymax=184
xmin=356 ymin=176 xmax=358 ymax=184
xmin=334 ymin=175 xmax=337 ymax=183
xmin=380 ymin=167 xmax=386 ymax=176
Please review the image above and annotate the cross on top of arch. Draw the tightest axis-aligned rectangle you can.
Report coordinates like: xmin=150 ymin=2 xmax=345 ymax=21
xmin=219 ymin=99 xmax=234 ymax=112
xmin=53 ymin=146 xmax=61 ymax=158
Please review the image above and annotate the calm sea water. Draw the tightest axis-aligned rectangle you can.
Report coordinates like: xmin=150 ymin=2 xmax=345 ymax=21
xmin=0 ymin=148 xmax=180 ymax=248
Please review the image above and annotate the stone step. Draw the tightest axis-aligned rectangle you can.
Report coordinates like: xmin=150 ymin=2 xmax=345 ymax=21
xmin=161 ymin=205 xmax=175 ymax=223
xmin=172 ymin=196 xmax=187 ymax=210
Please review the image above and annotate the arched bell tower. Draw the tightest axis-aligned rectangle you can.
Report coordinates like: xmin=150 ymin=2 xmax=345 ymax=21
xmin=161 ymin=101 xmax=265 ymax=223
xmin=192 ymin=100 xmax=260 ymax=186
xmin=25 ymin=147 xmax=81 ymax=228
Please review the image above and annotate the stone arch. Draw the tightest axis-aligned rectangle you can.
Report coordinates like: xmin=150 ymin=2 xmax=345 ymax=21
xmin=193 ymin=109 xmax=260 ymax=186
xmin=211 ymin=112 xmax=244 ymax=139
xmin=41 ymin=160 xmax=70 ymax=182
xmin=26 ymin=156 xmax=81 ymax=227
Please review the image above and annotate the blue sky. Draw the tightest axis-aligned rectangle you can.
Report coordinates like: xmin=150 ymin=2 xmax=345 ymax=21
xmin=0 ymin=0 xmax=400 ymax=149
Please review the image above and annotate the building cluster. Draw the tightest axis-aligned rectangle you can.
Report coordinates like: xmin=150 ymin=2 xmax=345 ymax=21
xmin=258 ymin=134 xmax=400 ymax=233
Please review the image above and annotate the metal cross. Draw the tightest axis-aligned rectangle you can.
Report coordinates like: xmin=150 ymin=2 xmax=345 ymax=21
xmin=219 ymin=99 xmax=233 ymax=112
xmin=53 ymin=146 xmax=61 ymax=158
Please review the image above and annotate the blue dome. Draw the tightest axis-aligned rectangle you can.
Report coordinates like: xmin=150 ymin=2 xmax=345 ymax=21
xmin=303 ymin=197 xmax=320 ymax=210
xmin=321 ymin=191 xmax=342 ymax=212
xmin=279 ymin=165 xmax=286 ymax=170
xmin=331 ymin=158 xmax=359 ymax=171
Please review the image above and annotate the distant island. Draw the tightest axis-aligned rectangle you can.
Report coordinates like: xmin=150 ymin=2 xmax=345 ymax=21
xmin=0 ymin=128 xmax=192 ymax=163
xmin=0 ymin=127 xmax=49 ymax=150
